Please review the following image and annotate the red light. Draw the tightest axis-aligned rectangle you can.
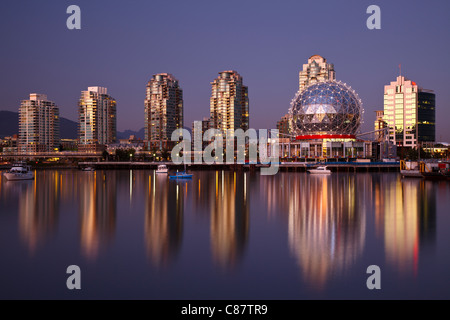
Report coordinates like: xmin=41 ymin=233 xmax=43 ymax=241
xmin=295 ymin=134 xmax=356 ymax=140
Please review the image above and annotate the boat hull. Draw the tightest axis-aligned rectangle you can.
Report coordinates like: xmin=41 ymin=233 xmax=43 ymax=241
xmin=307 ymin=168 xmax=331 ymax=174
xmin=169 ymin=171 xmax=193 ymax=179
xmin=400 ymin=170 xmax=423 ymax=178
xmin=169 ymin=175 xmax=193 ymax=179
xmin=3 ymin=172 xmax=34 ymax=181
xmin=422 ymin=172 xmax=447 ymax=180
xmin=308 ymin=171 xmax=331 ymax=174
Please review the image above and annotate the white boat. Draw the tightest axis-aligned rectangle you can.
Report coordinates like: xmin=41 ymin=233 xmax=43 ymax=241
xmin=3 ymin=163 xmax=34 ymax=181
xmin=156 ymin=164 xmax=168 ymax=174
xmin=308 ymin=166 xmax=331 ymax=174
xmin=81 ymin=166 xmax=95 ymax=171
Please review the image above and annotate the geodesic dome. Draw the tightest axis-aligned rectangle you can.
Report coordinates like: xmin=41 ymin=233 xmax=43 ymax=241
xmin=289 ymin=80 xmax=363 ymax=136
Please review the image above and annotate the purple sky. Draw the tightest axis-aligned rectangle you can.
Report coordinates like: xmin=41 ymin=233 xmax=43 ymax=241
xmin=1 ymin=0 xmax=449 ymax=141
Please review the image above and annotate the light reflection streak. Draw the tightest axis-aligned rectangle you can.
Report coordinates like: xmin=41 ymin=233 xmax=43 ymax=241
xmin=263 ymin=173 xmax=365 ymax=291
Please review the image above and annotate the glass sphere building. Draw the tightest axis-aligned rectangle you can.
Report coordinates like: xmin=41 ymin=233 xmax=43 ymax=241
xmin=289 ymin=80 xmax=363 ymax=138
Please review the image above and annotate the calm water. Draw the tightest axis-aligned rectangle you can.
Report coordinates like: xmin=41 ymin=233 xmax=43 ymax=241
xmin=0 ymin=169 xmax=449 ymax=300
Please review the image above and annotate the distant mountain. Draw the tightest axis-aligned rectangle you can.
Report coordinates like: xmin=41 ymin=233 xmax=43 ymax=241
xmin=117 ymin=128 xmax=145 ymax=140
xmin=0 ymin=110 xmax=144 ymax=141
xmin=0 ymin=110 xmax=78 ymax=139
xmin=117 ymin=127 xmax=191 ymax=140
xmin=60 ymin=117 xmax=78 ymax=139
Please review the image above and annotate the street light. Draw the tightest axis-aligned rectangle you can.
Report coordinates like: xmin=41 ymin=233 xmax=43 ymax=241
xmin=129 ymin=153 xmax=133 ymax=162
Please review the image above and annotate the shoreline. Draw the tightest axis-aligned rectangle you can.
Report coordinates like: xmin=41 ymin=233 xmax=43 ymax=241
xmin=1 ymin=161 xmax=401 ymax=173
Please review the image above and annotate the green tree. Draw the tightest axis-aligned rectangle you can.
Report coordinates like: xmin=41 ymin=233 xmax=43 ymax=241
xmin=115 ymin=148 xmax=136 ymax=161
xmin=102 ymin=150 xmax=109 ymax=161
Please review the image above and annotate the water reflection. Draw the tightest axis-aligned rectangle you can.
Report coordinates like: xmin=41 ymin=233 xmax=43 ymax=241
xmin=263 ymin=172 xmax=438 ymax=290
xmin=5 ymin=169 xmax=438 ymax=288
xmin=78 ymin=171 xmax=116 ymax=260
xmin=263 ymin=173 xmax=364 ymax=290
xmin=209 ymin=171 xmax=249 ymax=271
xmin=373 ymin=176 xmax=436 ymax=276
xmin=144 ymin=171 xmax=183 ymax=268
xmin=274 ymin=174 xmax=365 ymax=291
xmin=17 ymin=171 xmax=60 ymax=254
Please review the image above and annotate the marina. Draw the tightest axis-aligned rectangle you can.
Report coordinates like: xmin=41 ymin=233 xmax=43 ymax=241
xmin=73 ymin=160 xmax=402 ymax=173
xmin=2 ymin=162 xmax=34 ymax=181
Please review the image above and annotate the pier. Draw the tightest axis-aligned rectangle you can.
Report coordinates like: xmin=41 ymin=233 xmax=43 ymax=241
xmin=77 ymin=161 xmax=400 ymax=173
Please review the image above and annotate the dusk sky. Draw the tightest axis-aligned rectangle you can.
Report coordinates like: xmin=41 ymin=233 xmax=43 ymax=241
xmin=1 ymin=0 xmax=449 ymax=141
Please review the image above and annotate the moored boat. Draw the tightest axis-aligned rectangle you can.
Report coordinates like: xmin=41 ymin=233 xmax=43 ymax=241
xmin=156 ymin=164 xmax=169 ymax=173
xmin=307 ymin=166 xmax=331 ymax=174
xmin=422 ymin=172 xmax=447 ymax=180
xmin=400 ymin=169 xmax=423 ymax=178
xmin=421 ymin=161 xmax=449 ymax=180
xmin=3 ymin=163 xmax=34 ymax=181
xmin=400 ymin=160 xmax=423 ymax=178
xmin=169 ymin=171 xmax=193 ymax=179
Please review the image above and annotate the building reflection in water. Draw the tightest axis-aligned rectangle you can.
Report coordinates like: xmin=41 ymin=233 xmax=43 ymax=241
xmin=263 ymin=173 xmax=366 ymax=291
xmin=209 ymin=171 xmax=249 ymax=271
xmin=78 ymin=171 xmax=116 ymax=260
xmin=144 ymin=171 xmax=183 ymax=268
xmin=374 ymin=176 xmax=436 ymax=276
xmin=18 ymin=170 xmax=60 ymax=254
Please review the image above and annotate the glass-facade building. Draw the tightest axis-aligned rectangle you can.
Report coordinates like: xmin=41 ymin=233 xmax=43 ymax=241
xmin=278 ymin=55 xmax=336 ymax=137
xmin=144 ymin=73 xmax=183 ymax=150
xmin=289 ymin=80 xmax=362 ymax=136
xmin=210 ymin=71 xmax=249 ymax=133
xmin=417 ymin=91 xmax=436 ymax=142
xmin=383 ymin=76 xmax=435 ymax=147
xmin=18 ymin=94 xmax=60 ymax=153
xmin=78 ymin=87 xmax=117 ymax=149
xmin=285 ymin=80 xmax=365 ymax=159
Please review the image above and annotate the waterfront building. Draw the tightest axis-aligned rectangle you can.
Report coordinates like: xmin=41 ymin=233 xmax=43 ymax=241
xmin=144 ymin=73 xmax=183 ymax=150
xmin=299 ymin=55 xmax=336 ymax=92
xmin=210 ymin=70 xmax=249 ymax=133
xmin=60 ymin=138 xmax=78 ymax=151
xmin=1 ymin=134 xmax=18 ymax=149
xmin=422 ymin=142 xmax=449 ymax=158
xmin=191 ymin=117 xmax=211 ymax=149
xmin=78 ymin=87 xmax=117 ymax=152
xmin=276 ymin=55 xmax=335 ymax=145
xmin=417 ymin=89 xmax=436 ymax=143
xmin=374 ymin=110 xmax=388 ymax=142
xmin=277 ymin=114 xmax=291 ymax=138
xmin=285 ymin=80 xmax=367 ymax=159
xmin=18 ymin=93 xmax=60 ymax=153
xmin=107 ymin=135 xmax=144 ymax=156
xmin=383 ymin=76 xmax=435 ymax=148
